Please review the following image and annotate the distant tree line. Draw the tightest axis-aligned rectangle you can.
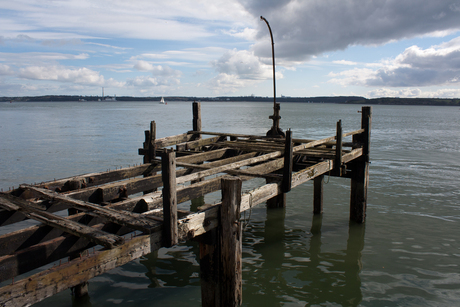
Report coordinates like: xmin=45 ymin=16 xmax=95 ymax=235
xmin=1 ymin=95 xmax=459 ymax=106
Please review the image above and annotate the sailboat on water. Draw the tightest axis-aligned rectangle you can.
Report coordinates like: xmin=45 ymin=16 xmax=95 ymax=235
xmin=160 ymin=97 xmax=166 ymax=104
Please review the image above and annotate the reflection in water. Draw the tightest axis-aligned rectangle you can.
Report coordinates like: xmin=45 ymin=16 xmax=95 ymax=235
xmin=140 ymin=243 xmax=201 ymax=288
xmin=242 ymin=209 xmax=365 ymax=306
xmin=137 ymin=205 xmax=366 ymax=306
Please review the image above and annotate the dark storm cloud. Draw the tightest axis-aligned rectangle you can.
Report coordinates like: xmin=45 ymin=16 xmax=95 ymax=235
xmin=240 ymin=0 xmax=460 ymax=60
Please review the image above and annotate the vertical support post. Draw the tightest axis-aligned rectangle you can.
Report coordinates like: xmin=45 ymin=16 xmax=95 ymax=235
xmin=142 ymin=120 xmax=156 ymax=163
xmin=335 ymin=120 xmax=343 ymax=176
xmin=199 ymin=229 xmax=219 ymax=306
xmin=149 ymin=121 xmax=156 ymax=162
xmin=143 ymin=131 xmax=150 ymax=164
xmin=220 ymin=176 xmax=243 ymax=306
xmin=162 ymin=149 xmax=177 ymax=247
xmin=193 ymin=101 xmax=202 ymax=136
xmin=313 ymin=175 xmax=324 ymax=214
xmin=143 ymin=121 xmax=156 ymax=194
xmin=70 ymin=250 xmax=89 ymax=299
xmin=282 ymin=129 xmax=293 ymax=193
xmin=350 ymin=106 xmax=372 ymax=223
xmin=266 ymin=178 xmax=286 ymax=208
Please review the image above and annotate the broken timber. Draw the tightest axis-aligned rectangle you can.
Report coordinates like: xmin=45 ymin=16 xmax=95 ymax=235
xmin=0 ymin=102 xmax=371 ymax=307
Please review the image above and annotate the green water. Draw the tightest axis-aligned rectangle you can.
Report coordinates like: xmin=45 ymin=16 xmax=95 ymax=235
xmin=1 ymin=101 xmax=459 ymax=306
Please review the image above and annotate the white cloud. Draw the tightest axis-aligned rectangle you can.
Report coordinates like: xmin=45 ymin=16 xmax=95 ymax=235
xmin=0 ymin=64 xmax=14 ymax=75
xmin=367 ymin=87 xmax=460 ymax=98
xmin=0 ymin=0 xmax=252 ymax=41
xmin=333 ymin=60 xmax=358 ymax=66
xmin=328 ymin=36 xmax=460 ymax=88
xmin=243 ymin=0 xmax=460 ymax=60
xmin=206 ymin=73 xmax=248 ymax=94
xmin=133 ymin=61 xmax=182 ymax=78
xmin=211 ymin=49 xmax=281 ymax=80
xmin=18 ymin=66 xmax=105 ymax=85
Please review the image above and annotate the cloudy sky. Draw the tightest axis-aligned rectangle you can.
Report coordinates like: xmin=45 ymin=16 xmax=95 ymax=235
xmin=1 ymin=0 xmax=460 ymax=98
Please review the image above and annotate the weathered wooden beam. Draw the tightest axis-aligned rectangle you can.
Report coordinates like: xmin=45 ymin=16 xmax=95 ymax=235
xmin=154 ymin=133 xmax=193 ymax=148
xmin=0 ymin=233 xmax=162 ymax=307
xmin=0 ymin=194 xmax=124 ymax=249
xmin=220 ymin=141 xmax=284 ymax=153
xmin=190 ymin=129 xmax=363 ymax=144
xmin=176 ymin=136 xmax=224 ymax=151
xmin=21 ymin=186 xmax=159 ymax=234
xmin=176 ymin=150 xmax=283 ymax=184
xmin=162 ymin=150 xmax=178 ymax=247
xmin=33 ymin=163 xmax=159 ymax=191
xmin=291 ymin=160 xmax=334 ymax=189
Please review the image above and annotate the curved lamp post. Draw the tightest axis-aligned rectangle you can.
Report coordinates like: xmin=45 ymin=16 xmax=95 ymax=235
xmin=261 ymin=16 xmax=285 ymax=138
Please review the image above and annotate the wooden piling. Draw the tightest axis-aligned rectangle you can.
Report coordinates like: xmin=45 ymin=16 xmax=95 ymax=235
xmin=282 ymin=129 xmax=293 ymax=193
xmin=220 ymin=176 xmax=243 ymax=306
xmin=335 ymin=120 xmax=343 ymax=176
xmin=350 ymin=106 xmax=372 ymax=223
xmin=162 ymin=149 xmax=178 ymax=247
xmin=200 ymin=176 xmax=243 ymax=307
xmin=193 ymin=101 xmax=202 ymax=136
xmin=313 ymin=174 xmax=324 ymax=214
xmin=266 ymin=177 xmax=286 ymax=208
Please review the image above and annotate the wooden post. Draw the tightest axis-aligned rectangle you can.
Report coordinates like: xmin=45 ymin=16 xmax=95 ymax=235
xmin=199 ymin=229 xmax=219 ymax=306
xmin=162 ymin=149 xmax=178 ymax=247
xmin=70 ymin=251 xmax=89 ymax=299
xmin=200 ymin=176 xmax=243 ymax=307
xmin=143 ymin=121 xmax=156 ymax=194
xmin=350 ymin=106 xmax=371 ymax=223
xmin=149 ymin=121 xmax=156 ymax=162
xmin=220 ymin=176 xmax=243 ymax=306
xmin=313 ymin=175 xmax=324 ymax=214
xmin=282 ymin=129 xmax=293 ymax=193
xmin=335 ymin=120 xmax=343 ymax=176
xmin=193 ymin=101 xmax=202 ymax=135
xmin=266 ymin=177 xmax=286 ymax=208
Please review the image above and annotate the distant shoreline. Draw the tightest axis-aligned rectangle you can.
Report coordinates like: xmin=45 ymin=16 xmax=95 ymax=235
xmin=1 ymin=96 xmax=459 ymax=106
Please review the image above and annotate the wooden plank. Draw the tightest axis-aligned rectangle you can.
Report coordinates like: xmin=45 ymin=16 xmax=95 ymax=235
xmin=34 ymin=163 xmax=159 ymax=191
xmin=21 ymin=186 xmax=159 ymax=234
xmin=176 ymin=150 xmax=283 ymax=184
xmin=162 ymin=150 xmax=178 ymax=247
xmin=0 ymin=222 xmax=145 ymax=283
xmin=0 ymin=233 xmax=161 ymax=307
xmin=154 ymin=133 xmax=193 ymax=148
xmin=291 ymin=160 xmax=334 ymax=189
xmin=220 ymin=141 xmax=284 ymax=153
xmin=0 ymin=194 xmax=124 ymax=249
xmin=176 ymin=136 xmax=223 ymax=151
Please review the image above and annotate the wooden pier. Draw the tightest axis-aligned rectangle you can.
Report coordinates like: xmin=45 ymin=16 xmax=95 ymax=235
xmin=0 ymin=103 xmax=371 ymax=306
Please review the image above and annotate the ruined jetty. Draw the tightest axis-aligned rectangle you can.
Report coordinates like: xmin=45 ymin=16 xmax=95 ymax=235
xmin=0 ymin=102 xmax=371 ymax=306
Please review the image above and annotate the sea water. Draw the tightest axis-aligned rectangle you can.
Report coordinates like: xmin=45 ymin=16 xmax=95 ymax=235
xmin=1 ymin=101 xmax=459 ymax=306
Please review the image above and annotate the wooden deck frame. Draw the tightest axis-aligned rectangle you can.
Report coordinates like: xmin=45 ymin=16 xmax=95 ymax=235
xmin=0 ymin=103 xmax=371 ymax=307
